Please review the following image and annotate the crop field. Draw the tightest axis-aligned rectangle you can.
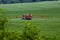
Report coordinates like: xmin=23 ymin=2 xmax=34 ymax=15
xmin=0 ymin=1 xmax=60 ymax=40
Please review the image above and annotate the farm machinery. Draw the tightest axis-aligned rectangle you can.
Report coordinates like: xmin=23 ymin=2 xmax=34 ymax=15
xmin=22 ymin=14 xmax=32 ymax=20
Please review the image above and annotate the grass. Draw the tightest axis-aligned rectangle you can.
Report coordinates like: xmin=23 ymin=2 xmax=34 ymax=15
xmin=7 ymin=18 xmax=60 ymax=39
xmin=0 ymin=1 xmax=60 ymax=17
xmin=0 ymin=1 xmax=60 ymax=40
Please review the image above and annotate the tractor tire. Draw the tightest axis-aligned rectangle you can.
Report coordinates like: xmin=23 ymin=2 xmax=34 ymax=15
xmin=29 ymin=18 xmax=31 ymax=20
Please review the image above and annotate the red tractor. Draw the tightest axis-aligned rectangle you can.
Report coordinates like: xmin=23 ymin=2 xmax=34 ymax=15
xmin=22 ymin=14 xmax=32 ymax=20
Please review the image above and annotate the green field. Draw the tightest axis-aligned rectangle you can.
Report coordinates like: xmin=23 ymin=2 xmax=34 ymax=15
xmin=0 ymin=1 xmax=60 ymax=40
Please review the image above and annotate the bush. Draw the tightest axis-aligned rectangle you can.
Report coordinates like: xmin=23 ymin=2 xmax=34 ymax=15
xmin=21 ymin=22 xmax=41 ymax=40
xmin=0 ymin=8 xmax=8 ymax=40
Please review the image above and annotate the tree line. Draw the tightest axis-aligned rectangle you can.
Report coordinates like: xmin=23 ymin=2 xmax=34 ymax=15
xmin=0 ymin=0 xmax=57 ymax=4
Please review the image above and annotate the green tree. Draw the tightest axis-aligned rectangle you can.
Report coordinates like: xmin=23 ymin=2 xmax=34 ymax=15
xmin=33 ymin=0 xmax=36 ymax=2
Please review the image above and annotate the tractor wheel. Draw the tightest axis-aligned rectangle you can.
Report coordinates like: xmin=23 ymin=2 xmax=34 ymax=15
xmin=29 ymin=18 xmax=31 ymax=20
xmin=27 ymin=18 xmax=31 ymax=20
xmin=22 ymin=17 xmax=25 ymax=20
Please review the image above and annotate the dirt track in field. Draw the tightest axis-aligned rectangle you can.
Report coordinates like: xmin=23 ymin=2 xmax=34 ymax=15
xmin=12 ymin=16 xmax=48 ymax=18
